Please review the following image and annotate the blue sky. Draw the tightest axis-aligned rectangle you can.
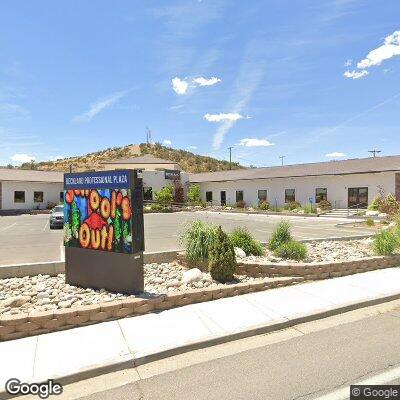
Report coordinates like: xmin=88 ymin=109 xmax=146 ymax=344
xmin=1 ymin=0 xmax=400 ymax=168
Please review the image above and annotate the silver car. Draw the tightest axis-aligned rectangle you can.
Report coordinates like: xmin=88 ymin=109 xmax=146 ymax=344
xmin=49 ymin=205 xmax=64 ymax=229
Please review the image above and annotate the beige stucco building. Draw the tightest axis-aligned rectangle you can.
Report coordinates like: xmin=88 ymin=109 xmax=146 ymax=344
xmin=190 ymin=155 xmax=400 ymax=209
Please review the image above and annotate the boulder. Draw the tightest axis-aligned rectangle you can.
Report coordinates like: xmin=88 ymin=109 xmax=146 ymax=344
xmin=234 ymin=247 xmax=246 ymax=258
xmin=2 ymin=295 xmax=31 ymax=308
xmin=182 ymin=268 xmax=203 ymax=284
xmin=378 ymin=213 xmax=388 ymax=218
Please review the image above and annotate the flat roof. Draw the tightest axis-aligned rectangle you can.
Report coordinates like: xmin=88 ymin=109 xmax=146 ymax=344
xmin=189 ymin=155 xmax=400 ymax=183
xmin=0 ymin=168 xmax=63 ymax=183
xmin=101 ymin=154 xmax=177 ymax=165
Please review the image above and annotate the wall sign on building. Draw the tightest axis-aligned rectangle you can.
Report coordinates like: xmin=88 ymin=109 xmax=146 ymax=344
xmin=164 ymin=169 xmax=181 ymax=180
xmin=63 ymin=170 xmax=144 ymax=294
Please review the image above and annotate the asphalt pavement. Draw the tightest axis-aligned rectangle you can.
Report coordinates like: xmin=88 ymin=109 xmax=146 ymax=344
xmin=71 ymin=302 xmax=400 ymax=400
xmin=0 ymin=211 xmax=374 ymax=265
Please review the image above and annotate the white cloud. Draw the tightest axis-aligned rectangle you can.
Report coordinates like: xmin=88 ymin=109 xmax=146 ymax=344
xmin=326 ymin=152 xmax=347 ymax=158
xmin=171 ymin=77 xmax=189 ymax=95
xmin=72 ymin=90 xmax=128 ymax=123
xmin=344 ymin=70 xmax=369 ymax=79
xmin=204 ymin=113 xmax=245 ymax=122
xmin=192 ymin=76 xmax=221 ymax=86
xmin=172 ymin=76 xmax=220 ymax=94
xmin=186 ymin=145 xmax=198 ymax=150
xmin=238 ymin=138 xmax=275 ymax=147
xmin=163 ymin=139 xmax=172 ymax=145
xmin=211 ymin=39 xmax=265 ymax=149
xmin=357 ymin=30 xmax=400 ymax=69
xmin=344 ymin=59 xmax=352 ymax=67
xmin=11 ymin=153 xmax=35 ymax=163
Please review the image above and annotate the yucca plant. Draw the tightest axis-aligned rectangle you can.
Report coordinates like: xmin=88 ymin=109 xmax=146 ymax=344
xmin=268 ymin=220 xmax=292 ymax=251
xmin=179 ymin=220 xmax=217 ymax=261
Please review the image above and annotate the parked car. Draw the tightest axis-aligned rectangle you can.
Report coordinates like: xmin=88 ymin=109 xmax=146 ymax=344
xmin=49 ymin=205 xmax=64 ymax=229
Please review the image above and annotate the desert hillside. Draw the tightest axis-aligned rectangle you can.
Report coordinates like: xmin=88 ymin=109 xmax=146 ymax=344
xmin=18 ymin=143 xmax=244 ymax=173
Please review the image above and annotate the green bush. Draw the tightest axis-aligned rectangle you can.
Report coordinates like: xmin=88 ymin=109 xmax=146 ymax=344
xmin=368 ymin=196 xmax=382 ymax=211
xmin=268 ymin=220 xmax=292 ymax=251
xmin=317 ymin=200 xmax=332 ymax=211
xmin=283 ymin=201 xmax=301 ymax=211
xmin=229 ymin=227 xmax=264 ymax=256
xmin=154 ymin=185 xmax=173 ymax=206
xmin=180 ymin=220 xmax=217 ymax=261
xmin=302 ymin=204 xmax=317 ymax=214
xmin=208 ymin=226 xmax=237 ymax=282
xmin=366 ymin=218 xmax=375 ymax=227
xmin=273 ymin=240 xmax=308 ymax=261
xmin=236 ymin=200 xmax=246 ymax=208
xmin=373 ymin=230 xmax=399 ymax=255
xmin=187 ymin=184 xmax=202 ymax=205
xmin=270 ymin=204 xmax=282 ymax=212
xmin=258 ymin=201 xmax=269 ymax=210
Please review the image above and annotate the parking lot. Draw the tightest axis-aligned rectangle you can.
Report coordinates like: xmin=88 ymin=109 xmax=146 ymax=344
xmin=0 ymin=211 xmax=374 ymax=265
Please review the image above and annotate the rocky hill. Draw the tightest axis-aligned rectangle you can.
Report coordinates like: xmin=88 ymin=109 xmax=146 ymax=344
xmin=20 ymin=143 xmax=244 ymax=173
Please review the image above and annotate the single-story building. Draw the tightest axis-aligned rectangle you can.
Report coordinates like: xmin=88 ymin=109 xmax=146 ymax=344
xmin=0 ymin=169 xmax=64 ymax=211
xmin=101 ymin=155 xmax=189 ymax=201
xmin=189 ymin=155 xmax=400 ymax=209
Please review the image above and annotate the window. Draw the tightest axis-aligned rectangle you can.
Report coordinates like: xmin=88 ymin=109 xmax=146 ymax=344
xmin=14 ymin=191 xmax=25 ymax=203
xmin=34 ymin=191 xmax=44 ymax=202
xmin=285 ymin=189 xmax=295 ymax=203
xmin=60 ymin=192 xmax=64 ymax=202
xmin=315 ymin=188 xmax=327 ymax=203
xmin=258 ymin=190 xmax=267 ymax=204
xmin=236 ymin=190 xmax=244 ymax=202
xmin=143 ymin=187 xmax=153 ymax=201
xmin=206 ymin=191 xmax=213 ymax=203
xmin=220 ymin=191 xmax=226 ymax=206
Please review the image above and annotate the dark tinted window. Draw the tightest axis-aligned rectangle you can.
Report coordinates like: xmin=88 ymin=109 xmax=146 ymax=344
xmin=34 ymin=191 xmax=43 ymax=202
xmin=285 ymin=189 xmax=295 ymax=203
xmin=14 ymin=191 xmax=25 ymax=203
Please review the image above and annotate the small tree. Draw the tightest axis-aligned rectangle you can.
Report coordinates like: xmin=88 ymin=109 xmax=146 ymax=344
xmin=208 ymin=226 xmax=237 ymax=282
xmin=173 ymin=180 xmax=185 ymax=204
xmin=154 ymin=185 xmax=173 ymax=206
xmin=187 ymin=184 xmax=201 ymax=205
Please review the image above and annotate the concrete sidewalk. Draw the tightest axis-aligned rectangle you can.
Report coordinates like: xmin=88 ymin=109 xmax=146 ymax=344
xmin=1 ymin=267 xmax=400 ymax=395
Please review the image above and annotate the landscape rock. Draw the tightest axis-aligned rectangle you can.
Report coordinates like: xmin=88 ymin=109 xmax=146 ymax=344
xmin=182 ymin=268 xmax=203 ymax=284
xmin=2 ymin=295 xmax=31 ymax=308
xmin=234 ymin=247 xmax=246 ymax=258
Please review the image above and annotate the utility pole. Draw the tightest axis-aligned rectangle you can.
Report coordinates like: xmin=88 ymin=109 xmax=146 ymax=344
xmin=368 ymin=149 xmax=381 ymax=157
xmin=279 ymin=155 xmax=285 ymax=166
xmin=146 ymin=127 xmax=152 ymax=145
xmin=228 ymin=146 xmax=233 ymax=170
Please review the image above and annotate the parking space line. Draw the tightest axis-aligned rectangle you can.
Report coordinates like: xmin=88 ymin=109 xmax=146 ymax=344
xmin=0 ymin=222 xmax=17 ymax=231
xmin=43 ymin=220 xmax=49 ymax=231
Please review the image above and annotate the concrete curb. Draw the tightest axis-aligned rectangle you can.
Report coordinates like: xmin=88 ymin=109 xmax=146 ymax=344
xmin=1 ymin=290 xmax=399 ymax=397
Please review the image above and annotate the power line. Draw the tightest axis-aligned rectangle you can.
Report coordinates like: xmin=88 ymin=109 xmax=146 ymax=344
xmin=368 ymin=149 xmax=381 ymax=157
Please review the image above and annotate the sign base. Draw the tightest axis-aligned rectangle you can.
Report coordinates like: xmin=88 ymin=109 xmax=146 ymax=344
xmin=65 ymin=247 xmax=144 ymax=294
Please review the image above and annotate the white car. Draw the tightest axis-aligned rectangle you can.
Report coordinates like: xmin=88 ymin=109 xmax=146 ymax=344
xmin=49 ymin=205 xmax=64 ymax=229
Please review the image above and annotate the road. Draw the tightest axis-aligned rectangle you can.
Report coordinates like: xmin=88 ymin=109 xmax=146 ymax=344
xmin=57 ymin=301 xmax=400 ymax=400
xmin=0 ymin=211 xmax=373 ymax=265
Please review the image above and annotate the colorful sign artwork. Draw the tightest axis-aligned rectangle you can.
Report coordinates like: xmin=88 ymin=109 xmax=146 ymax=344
xmin=64 ymin=188 xmax=133 ymax=253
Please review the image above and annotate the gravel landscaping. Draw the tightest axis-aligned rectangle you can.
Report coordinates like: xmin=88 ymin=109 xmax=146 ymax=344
xmin=0 ymin=262 xmax=264 ymax=316
xmin=242 ymin=238 xmax=379 ymax=263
